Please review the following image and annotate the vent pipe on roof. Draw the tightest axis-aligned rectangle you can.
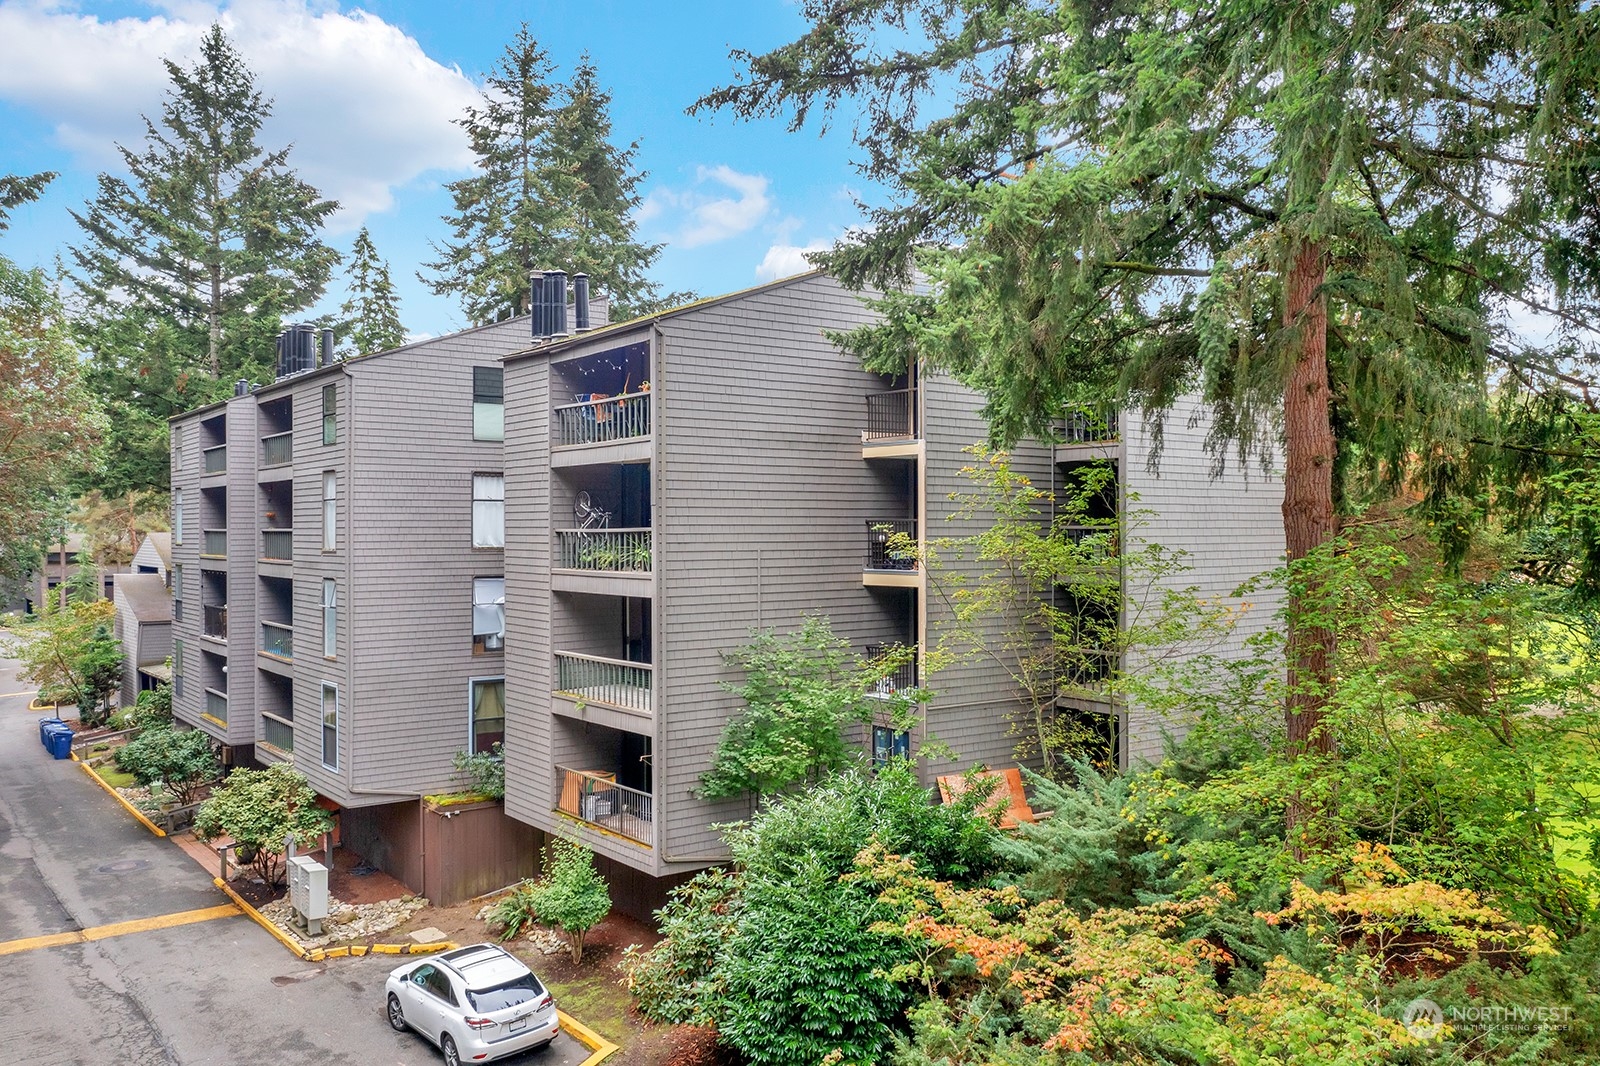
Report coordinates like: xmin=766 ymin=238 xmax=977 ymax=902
xmin=546 ymin=269 xmax=568 ymax=337
xmin=274 ymin=325 xmax=317 ymax=378
xmin=573 ymin=273 xmax=590 ymax=332
xmin=320 ymin=328 xmax=335 ymax=366
xmin=529 ymin=271 xmax=547 ymax=339
xmin=235 ymin=379 xmax=250 ymax=397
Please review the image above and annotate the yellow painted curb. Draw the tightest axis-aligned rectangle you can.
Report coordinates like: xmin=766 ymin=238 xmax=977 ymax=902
xmin=214 ymin=877 xmax=311 ymax=960
xmin=304 ymin=940 xmax=457 ymax=962
xmin=74 ymin=754 xmax=166 ymax=837
xmin=560 ymin=1008 xmax=620 ymax=1065
xmin=0 ymin=904 xmax=240 ymax=957
xmin=27 ymin=696 xmax=55 ymax=712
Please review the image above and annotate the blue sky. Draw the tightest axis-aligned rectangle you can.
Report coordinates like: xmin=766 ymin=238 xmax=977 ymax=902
xmin=0 ymin=0 xmax=879 ymax=339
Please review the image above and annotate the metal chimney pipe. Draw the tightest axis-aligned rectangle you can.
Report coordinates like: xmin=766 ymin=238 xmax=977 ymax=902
xmin=235 ymin=379 xmax=250 ymax=397
xmin=547 ymin=269 xmax=568 ymax=336
xmin=529 ymin=271 xmax=547 ymax=338
xmin=573 ymin=274 xmax=590 ymax=332
xmin=320 ymin=328 xmax=335 ymax=366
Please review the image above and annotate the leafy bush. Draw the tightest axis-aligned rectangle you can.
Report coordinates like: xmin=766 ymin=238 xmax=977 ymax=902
xmin=452 ymin=743 xmax=505 ymax=799
xmin=126 ymin=680 xmax=173 ymax=732
xmin=491 ymin=838 xmax=611 ymax=962
xmin=194 ymin=764 xmax=334 ymax=888
xmin=113 ymin=724 xmax=219 ymax=804
xmin=623 ymin=867 xmax=743 ymax=1026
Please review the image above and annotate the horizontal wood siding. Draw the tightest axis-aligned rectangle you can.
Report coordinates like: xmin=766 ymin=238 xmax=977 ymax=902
xmin=221 ymin=395 xmax=259 ymax=747
xmin=167 ymin=414 xmax=211 ymax=738
xmin=1121 ymin=395 xmax=1285 ymax=765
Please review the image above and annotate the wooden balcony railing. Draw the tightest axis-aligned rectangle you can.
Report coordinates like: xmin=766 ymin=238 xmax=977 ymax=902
xmin=864 ymin=388 xmax=917 ymax=442
xmin=201 ymin=530 xmax=227 ymax=558
xmin=261 ymin=529 xmax=293 ymax=562
xmin=202 ymin=603 xmax=228 ymax=641
xmin=203 ymin=444 xmax=228 ymax=474
xmin=556 ymin=767 xmax=653 ymax=845
xmin=865 ymin=519 xmax=918 ymax=571
xmin=261 ymin=620 xmax=293 ymax=659
xmin=554 ymin=652 xmax=652 ymax=715
xmin=554 ymin=390 xmax=651 ymax=447
xmin=261 ymin=431 xmax=293 ymax=468
xmin=556 ymin=529 xmax=652 ymax=572
xmin=261 ymin=713 xmax=294 ymax=753
xmin=864 ymin=642 xmax=918 ymax=697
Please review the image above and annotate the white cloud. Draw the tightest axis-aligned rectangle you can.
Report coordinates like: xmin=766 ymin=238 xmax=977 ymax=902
xmin=0 ymin=0 xmax=480 ymax=229
xmin=755 ymin=240 xmax=831 ymax=282
xmin=639 ymin=164 xmax=772 ymax=248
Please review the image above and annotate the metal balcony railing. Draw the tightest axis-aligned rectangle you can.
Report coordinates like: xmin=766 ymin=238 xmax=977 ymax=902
xmin=556 ymin=529 xmax=652 ymax=572
xmin=203 ymin=444 xmax=228 ymax=474
xmin=1061 ymin=405 xmax=1119 ymax=444
xmin=204 ymin=688 xmax=228 ymax=724
xmin=554 ymin=652 xmax=652 ymax=715
xmin=864 ymin=388 xmax=917 ymax=442
xmin=865 ymin=519 xmax=918 ymax=571
xmin=864 ymin=642 xmax=918 ymax=697
xmin=554 ymin=390 xmax=651 ymax=447
xmin=261 ymin=529 xmax=293 ymax=562
xmin=201 ymin=530 xmax=227 ymax=558
xmin=261 ymin=714 xmax=294 ymax=753
xmin=261 ymin=621 xmax=293 ymax=659
xmin=1060 ymin=648 xmax=1117 ymax=690
xmin=202 ymin=604 xmax=228 ymax=641
xmin=1060 ymin=524 xmax=1119 ymax=563
xmin=261 ymin=431 xmax=293 ymax=468
xmin=556 ymin=766 xmax=653 ymax=845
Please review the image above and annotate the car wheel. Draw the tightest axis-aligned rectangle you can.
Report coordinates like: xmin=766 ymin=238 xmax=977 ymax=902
xmin=386 ymin=993 xmax=406 ymax=1032
xmin=441 ymin=1033 xmax=461 ymax=1066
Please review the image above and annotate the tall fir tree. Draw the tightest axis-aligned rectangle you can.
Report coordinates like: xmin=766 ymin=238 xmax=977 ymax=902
xmin=338 ymin=226 xmax=406 ymax=356
xmin=698 ymin=0 xmax=1600 ymax=777
xmin=71 ymin=24 xmax=339 ymax=493
xmin=0 ymin=170 xmax=57 ymax=233
xmin=425 ymin=30 xmax=686 ymax=325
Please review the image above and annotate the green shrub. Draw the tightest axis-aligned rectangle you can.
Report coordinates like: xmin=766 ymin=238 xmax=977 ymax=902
xmin=114 ymin=723 xmax=219 ymax=804
xmin=491 ymin=838 xmax=611 ymax=963
xmin=194 ymin=764 xmax=333 ymax=888
xmin=452 ymin=743 xmax=505 ymax=799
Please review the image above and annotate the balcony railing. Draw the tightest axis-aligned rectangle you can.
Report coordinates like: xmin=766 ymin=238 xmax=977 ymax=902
xmin=202 ymin=604 xmax=228 ymax=641
xmin=554 ymin=390 xmax=652 ymax=447
xmin=1060 ymin=648 xmax=1117 ymax=690
xmin=203 ymin=444 xmax=228 ymax=474
xmin=864 ymin=642 xmax=918 ymax=697
xmin=556 ymin=767 xmax=653 ymax=845
xmin=261 ymin=529 xmax=293 ymax=562
xmin=865 ymin=519 xmax=918 ymax=571
xmin=554 ymin=652 xmax=652 ymax=715
xmin=261 ymin=713 xmax=294 ymax=753
xmin=865 ymin=388 xmax=917 ymax=442
xmin=261 ymin=431 xmax=293 ymax=468
xmin=1060 ymin=524 xmax=1119 ymax=564
xmin=201 ymin=530 xmax=227 ymax=558
xmin=556 ymin=529 xmax=652 ymax=572
xmin=204 ymin=688 xmax=228 ymax=724
xmin=261 ymin=620 xmax=293 ymax=659
xmin=1061 ymin=405 xmax=1119 ymax=444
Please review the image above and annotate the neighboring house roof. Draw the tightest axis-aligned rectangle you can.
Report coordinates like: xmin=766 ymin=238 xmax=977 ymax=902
xmin=133 ymin=531 xmax=171 ymax=571
xmin=114 ymin=573 xmax=172 ymax=625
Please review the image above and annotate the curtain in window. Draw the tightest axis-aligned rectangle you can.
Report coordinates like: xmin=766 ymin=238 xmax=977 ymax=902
xmin=473 ymin=475 xmax=505 ymax=548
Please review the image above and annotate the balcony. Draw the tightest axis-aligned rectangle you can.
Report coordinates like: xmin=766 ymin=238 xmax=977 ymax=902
xmin=204 ymin=688 xmax=228 ymax=725
xmin=261 ymin=529 xmax=293 ymax=562
xmin=554 ymin=390 xmax=651 ymax=448
xmin=1059 ymin=406 xmax=1119 ymax=445
xmin=261 ymin=713 xmax=294 ymax=754
xmin=557 ymin=528 xmax=651 ymax=572
xmin=865 ymin=519 xmax=918 ymax=571
xmin=556 ymin=767 xmax=653 ymax=846
xmin=554 ymin=652 xmax=652 ymax=717
xmin=203 ymin=444 xmax=228 ymax=474
xmin=261 ymin=620 xmax=293 ymax=660
xmin=261 ymin=431 xmax=293 ymax=469
xmin=864 ymin=388 xmax=917 ymax=443
xmin=202 ymin=604 xmax=228 ymax=641
xmin=864 ymin=643 xmax=918 ymax=698
xmin=1060 ymin=648 xmax=1116 ymax=693
xmin=201 ymin=530 xmax=227 ymax=560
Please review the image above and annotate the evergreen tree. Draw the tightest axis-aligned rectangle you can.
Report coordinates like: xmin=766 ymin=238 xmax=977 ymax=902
xmin=0 ymin=170 xmax=57 ymax=233
xmin=697 ymin=0 xmax=1600 ymax=766
xmin=425 ymin=30 xmax=686 ymax=325
xmin=338 ymin=226 xmax=406 ymax=356
xmin=70 ymin=24 xmax=339 ymax=491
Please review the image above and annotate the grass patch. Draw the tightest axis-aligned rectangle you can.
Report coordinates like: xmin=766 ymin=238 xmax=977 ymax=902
xmin=95 ymin=764 xmax=138 ymax=789
xmin=546 ymin=971 xmax=631 ymax=1042
xmin=423 ymin=791 xmax=493 ymax=807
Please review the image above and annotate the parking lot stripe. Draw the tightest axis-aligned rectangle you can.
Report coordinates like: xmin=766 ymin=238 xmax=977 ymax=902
xmin=0 ymin=904 xmax=241 ymax=957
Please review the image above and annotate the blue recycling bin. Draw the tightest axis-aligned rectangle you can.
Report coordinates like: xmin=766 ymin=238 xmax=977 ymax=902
xmin=47 ymin=725 xmax=74 ymax=760
xmin=39 ymin=717 xmax=65 ymax=746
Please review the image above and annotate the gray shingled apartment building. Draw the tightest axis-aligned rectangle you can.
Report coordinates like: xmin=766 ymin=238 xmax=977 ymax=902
xmin=169 ymin=270 xmax=1282 ymax=906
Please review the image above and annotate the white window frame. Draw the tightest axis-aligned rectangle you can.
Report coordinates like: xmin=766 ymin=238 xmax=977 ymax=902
xmin=322 ymin=578 xmax=337 ymax=658
xmin=322 ymin=471 xmax=337 ymax=551
xmin=472 ymin=474 xmax=504 ymax=549
xmin=171 ymin=564 xmax=183 ymax=622
xmin=472 ymin=576 xmax=505 ymax=654
xmin=172 ymin=638 xmax=185 ymax=699
xmin=173 ymin=489 xmax=184 ymax=544
xmin=321 ymin=682 xmax=339 ymax=769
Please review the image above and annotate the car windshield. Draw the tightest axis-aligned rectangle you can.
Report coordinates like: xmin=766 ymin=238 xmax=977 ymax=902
xmin=466 ymin=973 xmax=545 ymax=1013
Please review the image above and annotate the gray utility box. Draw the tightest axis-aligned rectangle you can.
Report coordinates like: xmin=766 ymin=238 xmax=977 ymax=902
xmin=288 ymin=855 xmax=330 ymax=935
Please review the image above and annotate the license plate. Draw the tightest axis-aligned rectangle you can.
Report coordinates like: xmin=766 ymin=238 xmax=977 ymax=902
xmin=509 ymin=1017 xmax=528 ymax=1032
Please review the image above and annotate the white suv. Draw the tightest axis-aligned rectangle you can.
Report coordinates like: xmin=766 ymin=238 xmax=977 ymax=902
xmin=386 ymin=943 xmax=559 ymax=1065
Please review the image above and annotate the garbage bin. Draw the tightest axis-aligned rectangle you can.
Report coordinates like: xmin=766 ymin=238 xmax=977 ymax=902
xmin=48 ymin=726 xmax=74 ymax=760
xmin=39 ymin=717 xmax=65 ymax=746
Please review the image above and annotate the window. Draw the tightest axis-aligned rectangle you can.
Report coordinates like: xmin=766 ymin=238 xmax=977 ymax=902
xmin=473 ymin=366 xmax=503 ymax=441
xmin=470 ymin=678 xmax=505 ymax=754
xmin=322 ymin=472 xmax=337 ymax=550
xmin=322 ymin=579 xmax=337 ymax=658
xmin=473 ymin=474 xmax=505 ymax=548
xmin=172 ymin=639 xmax=184 ymax=699
xmin=173 ymin=434 xmax=182 ymax=474
xmin=872 ymin=725 xmax=911 ymax=767
xmin=173 ymin=489 xmax=184 ymax=544
xmin=322 ymin=384 xmax=337 ymax=445
xmin=321 ymin=682 xmax=338 ymax=769
xmin=171 ymin=564 xmax=183 ymax=622
xmin=472 ymin=577 xmax=505 ymax=654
